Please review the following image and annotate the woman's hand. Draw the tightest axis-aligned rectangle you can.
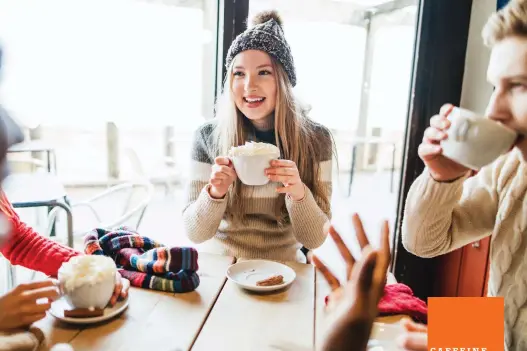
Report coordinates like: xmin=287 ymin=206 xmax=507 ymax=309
xmin=110 ymin=272 xmax=130 ymax=307
xmin=0 ymin=280 xmax=60 ymax=331
xmin=265 ymin=159 xmax=305 ymax=201
xmin=208 ymin=156 xmax=237 ymax=199
xmin=313 ymin=214 xmax=391 ymax=351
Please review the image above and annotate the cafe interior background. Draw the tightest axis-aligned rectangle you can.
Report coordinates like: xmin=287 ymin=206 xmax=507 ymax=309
xmin=0 ymin=0 xmax=506 ymax=301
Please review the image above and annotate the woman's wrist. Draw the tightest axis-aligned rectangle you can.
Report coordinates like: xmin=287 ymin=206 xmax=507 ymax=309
xmin=289 ymin=183 xmax=306 ymax=201
xmin=207 ymin=184 xmax=226 ymax=199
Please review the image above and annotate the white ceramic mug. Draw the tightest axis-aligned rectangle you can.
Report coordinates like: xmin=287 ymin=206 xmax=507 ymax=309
xmin=58 ymin=256 xmax=117 ymax=310
xmin=59 ymin=272 xmax=115 ymax=310
xmin=230 ymin=154 xmax=278 ymax=186
xmin=441 ymin=107 xmax=518 ymax=170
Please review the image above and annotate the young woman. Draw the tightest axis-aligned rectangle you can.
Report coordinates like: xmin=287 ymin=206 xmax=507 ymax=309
xmin=402 ymin=0 xmax=527 ymax=349
xmin=182 ymin=10 xmax=334 ymax=262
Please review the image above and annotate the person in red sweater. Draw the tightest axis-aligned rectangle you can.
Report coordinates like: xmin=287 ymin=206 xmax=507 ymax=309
xmin=0 ymin=191 xmax=129 ymax=330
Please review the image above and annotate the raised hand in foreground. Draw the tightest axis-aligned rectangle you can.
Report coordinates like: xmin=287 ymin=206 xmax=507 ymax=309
xmin=313 ymin=213 xmax=391 ymax=351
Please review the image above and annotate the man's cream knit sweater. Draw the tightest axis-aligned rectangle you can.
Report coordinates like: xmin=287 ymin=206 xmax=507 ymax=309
xmin=182 ymin=121 xmax=333 ymax=262
xmin=402 ymin=149 xmax=527 ymax=350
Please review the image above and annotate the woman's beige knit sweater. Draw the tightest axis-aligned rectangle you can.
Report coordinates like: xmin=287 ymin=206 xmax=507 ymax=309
xmin=182 ymin=121 xmax=333 ymax=262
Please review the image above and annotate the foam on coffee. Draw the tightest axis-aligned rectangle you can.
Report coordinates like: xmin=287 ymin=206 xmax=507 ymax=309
xmin=58 ymin=255 xmax=117 ymax=291
xmin=228 ymin=141 xmax=280 ymax=157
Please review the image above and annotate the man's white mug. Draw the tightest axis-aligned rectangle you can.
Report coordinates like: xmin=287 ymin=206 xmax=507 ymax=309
xmin=441 ymin=107 xmax=518 ymax=170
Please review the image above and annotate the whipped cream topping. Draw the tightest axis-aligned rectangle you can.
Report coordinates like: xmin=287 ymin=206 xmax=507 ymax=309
xmin=228 ymin=141 xmax=280 ymax=157
xmin=58 ymin=255 xmax=117 ymax=291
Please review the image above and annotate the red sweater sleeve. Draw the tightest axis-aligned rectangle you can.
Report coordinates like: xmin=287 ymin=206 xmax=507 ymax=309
xmin=0 ymin=191 xmax=81 ymax=277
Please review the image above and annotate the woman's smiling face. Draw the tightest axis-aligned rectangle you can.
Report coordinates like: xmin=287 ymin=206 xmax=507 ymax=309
xmin=231 ymin=50 xmax=277 ymax=123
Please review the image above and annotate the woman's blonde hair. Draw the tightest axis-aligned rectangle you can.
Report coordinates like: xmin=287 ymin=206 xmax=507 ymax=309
xmin=212 ymin=56 xmax=333 ymax=224
xmin=482 ymin=0 xmax=527 ymax=47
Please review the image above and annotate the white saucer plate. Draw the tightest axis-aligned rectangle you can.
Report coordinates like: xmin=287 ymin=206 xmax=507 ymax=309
xmin=226 ymin=260 xmax=296 ymax=292
xmin=49 ymin=297 xmax=129 ymax=325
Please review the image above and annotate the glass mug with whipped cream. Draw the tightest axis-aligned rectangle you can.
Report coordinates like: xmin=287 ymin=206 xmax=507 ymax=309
xmin=228 ymin=141 xmax=281 ymax=186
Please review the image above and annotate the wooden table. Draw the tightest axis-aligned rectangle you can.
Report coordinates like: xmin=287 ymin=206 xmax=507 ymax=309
xmin=193 ymin=261 xmax=315 ymax=351
xmin=37 ymin=253 xmax=403 ymax=351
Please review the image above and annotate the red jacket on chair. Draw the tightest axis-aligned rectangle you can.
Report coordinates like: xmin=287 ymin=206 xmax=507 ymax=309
xmin=0 ymin=191 xmax=80 ymax=277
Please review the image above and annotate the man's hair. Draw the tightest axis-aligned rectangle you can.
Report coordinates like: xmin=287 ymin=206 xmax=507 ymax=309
xmin=483 ymin=0 xmax=527 ymax=47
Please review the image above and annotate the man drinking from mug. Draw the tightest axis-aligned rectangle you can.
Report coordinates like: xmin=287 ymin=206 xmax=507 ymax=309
xmin=402 ymin=0 xmax=527 ymax=349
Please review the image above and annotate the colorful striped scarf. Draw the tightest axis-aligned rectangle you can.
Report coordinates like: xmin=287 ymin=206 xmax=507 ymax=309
xmin=84 ymin=227 xmax=200 ymax=293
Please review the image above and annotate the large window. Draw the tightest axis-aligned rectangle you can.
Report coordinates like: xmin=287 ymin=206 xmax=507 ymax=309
xmin=0 ymin=0 xmax=219 ymax=182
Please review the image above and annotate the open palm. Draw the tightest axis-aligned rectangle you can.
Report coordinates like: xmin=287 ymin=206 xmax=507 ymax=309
xmin=313 ymin=214 xmax=391 ymax=351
